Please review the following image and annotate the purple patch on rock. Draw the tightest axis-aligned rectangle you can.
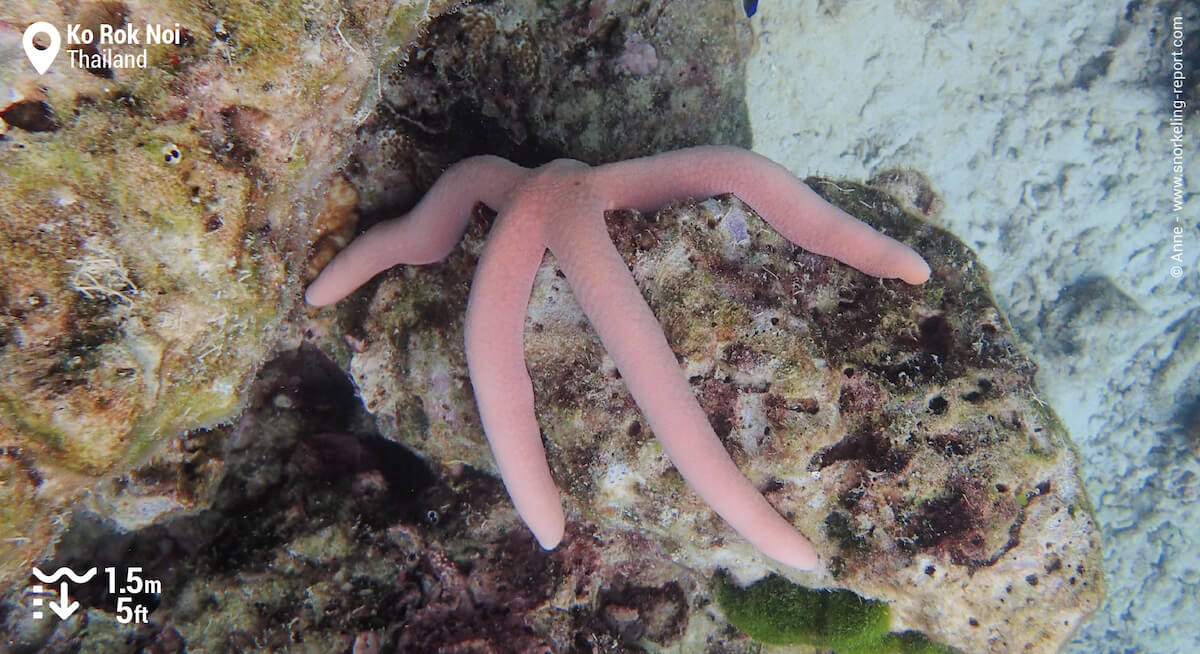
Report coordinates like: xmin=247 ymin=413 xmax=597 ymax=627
xmin=722 ymin=207 xmax=750 ymax=243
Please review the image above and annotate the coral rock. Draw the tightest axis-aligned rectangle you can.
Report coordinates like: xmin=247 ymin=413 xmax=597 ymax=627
xmin=0 ymin=0 xmax=459 ymax=588
xmin=339 ymin=181 xmax=1102 ymax=653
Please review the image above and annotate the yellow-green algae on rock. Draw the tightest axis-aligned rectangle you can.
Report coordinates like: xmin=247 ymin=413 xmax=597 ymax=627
xmin=0 ymin=0 xmax=457 ymax=587
xmin=716 ymin=572 xmax=958 ymax=653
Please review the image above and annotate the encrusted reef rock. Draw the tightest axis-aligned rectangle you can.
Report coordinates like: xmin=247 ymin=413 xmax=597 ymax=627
xmin=0 ymin=346 xmax=723 ymax=653
xmin=348 ymin=0 xmax=753 ymax=218
xmin=0 ymin=0 xmax=459 ymax=588
xmin=329 ymin=182 xmax=1102 ymax=653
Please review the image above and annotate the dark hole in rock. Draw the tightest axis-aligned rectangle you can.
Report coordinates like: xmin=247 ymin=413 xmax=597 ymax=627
xmin=1 ymin=100 xmax=59 ymax=132
xmin=709 ymin=411 xmax=733 ymax=439
xmin=918 ymin=314 xmax=955 ymax=357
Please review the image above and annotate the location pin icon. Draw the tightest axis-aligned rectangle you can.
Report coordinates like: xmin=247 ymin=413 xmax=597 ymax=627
xmin=22 ymin=22 xmax=61 ymax=75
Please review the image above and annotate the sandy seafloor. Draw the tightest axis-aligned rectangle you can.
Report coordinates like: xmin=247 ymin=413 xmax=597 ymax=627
xmin=744 ymin=2 xmax=1198 ymax=652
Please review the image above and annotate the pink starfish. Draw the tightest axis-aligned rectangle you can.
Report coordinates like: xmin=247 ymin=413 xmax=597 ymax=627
xmin=307 ymin=146 xmax=930 ymax=570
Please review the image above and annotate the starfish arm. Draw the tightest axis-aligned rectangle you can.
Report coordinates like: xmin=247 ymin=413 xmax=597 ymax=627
xmin=306 ymin=156 xmax=531 ymax=306
xmin=464 ymin=208 xmax=565 ymax=550
xmin=547 ymin=216 xmax=819 ymax=570
xmin=594 ymin=146 xmax=931 ymax=285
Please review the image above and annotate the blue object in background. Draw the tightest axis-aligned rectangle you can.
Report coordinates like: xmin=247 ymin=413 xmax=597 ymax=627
xmin=744 ymin=0 xmax=758 ymax=18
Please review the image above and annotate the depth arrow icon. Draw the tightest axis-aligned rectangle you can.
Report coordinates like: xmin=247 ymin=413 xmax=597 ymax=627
xmin=48 ymin=582 xmax=80 ymax=619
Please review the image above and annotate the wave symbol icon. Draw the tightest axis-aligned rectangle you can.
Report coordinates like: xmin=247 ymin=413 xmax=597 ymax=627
xmin=31 ymin=567 xmax=98 ymax=584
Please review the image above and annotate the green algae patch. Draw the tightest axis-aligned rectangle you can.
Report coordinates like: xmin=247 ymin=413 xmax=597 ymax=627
xmin=716 ymin=573 xmax=958 ymax=653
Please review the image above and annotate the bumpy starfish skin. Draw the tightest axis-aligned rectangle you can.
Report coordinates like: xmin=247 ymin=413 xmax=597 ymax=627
xmin=307 ymin=146 xmax=930 ymax=570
